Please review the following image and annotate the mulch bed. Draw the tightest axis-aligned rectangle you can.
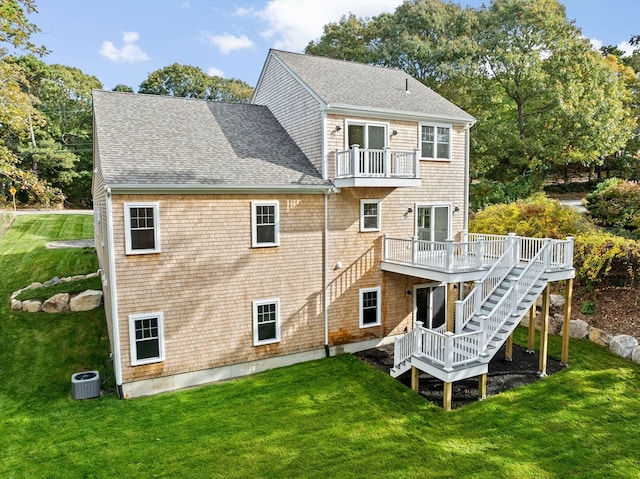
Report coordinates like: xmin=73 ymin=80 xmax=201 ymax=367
xmin=355 ymin=342 xmax=565 ymax=410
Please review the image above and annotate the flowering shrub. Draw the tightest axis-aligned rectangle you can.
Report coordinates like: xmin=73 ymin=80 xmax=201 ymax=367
xmin=584 ymin=178 xmax=640 ymax=235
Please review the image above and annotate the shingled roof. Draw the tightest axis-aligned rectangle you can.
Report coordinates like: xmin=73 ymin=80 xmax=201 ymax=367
xmin=264 ymin=50 xmax=475 ymax=124
xmin=93 ymin=91 xmax=328 ymax=190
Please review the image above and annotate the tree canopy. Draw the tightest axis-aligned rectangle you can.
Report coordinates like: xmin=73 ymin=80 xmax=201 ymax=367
xmin=306 ymin=0 xmax=638 ymax=194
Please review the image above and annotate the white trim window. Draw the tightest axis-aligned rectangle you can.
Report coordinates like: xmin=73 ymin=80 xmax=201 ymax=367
xmin=252 ymin=201 xmax=279 ymax=247
xmin=359 ymin=287 xmax=381 ymax=328
xmin=253 ymin=299 xmax=281 ymax=346
xmin=129 ymin=312 xmax=164 ymax=366
xmin=360 ymin=199 xmax=381 ymax=232
xmin=346 ymin=120 xmax=388 ymax=150
xmin=420 ymin=123 xmax=451 ymax=160
xmin=124 ymin=202 xmax=160 ymax=254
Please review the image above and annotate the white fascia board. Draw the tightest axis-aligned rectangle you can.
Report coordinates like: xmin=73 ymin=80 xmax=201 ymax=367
xmin=105 ymin=184 xmax=335 ymax=195
xmin=324 ymin=104 xmax=476 ymax=127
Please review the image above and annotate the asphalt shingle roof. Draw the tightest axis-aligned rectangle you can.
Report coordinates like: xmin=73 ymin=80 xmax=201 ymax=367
xmin=269 ymin=50 xmax=475 ymax=123
xmin=93 ymin=90 xmax=327 ymax=188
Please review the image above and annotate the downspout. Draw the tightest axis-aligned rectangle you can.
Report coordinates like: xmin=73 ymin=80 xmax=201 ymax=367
xmin=324 ymin=190 xmax=330 ymax=357
xmin=105 ymin=187 xmax=124 ymax=398
xmin=463 ymin=124 xmax=471 ymax=233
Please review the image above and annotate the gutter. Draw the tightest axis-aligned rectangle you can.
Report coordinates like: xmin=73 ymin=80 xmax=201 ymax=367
xmin=105 ymin=187 xmax=124 ymax=398
xmin=104 ymin=184 xmax=333 ymax=195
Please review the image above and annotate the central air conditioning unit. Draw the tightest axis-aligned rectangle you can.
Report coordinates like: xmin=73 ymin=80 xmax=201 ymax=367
xmin=71 ymin=370 xmax=100 ymax=400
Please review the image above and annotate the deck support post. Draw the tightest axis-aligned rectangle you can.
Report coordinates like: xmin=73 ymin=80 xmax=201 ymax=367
xmin=478 ymin=373 xmax=487 ymax=400
xmin=505 ymin=334 xmax=513 ymax=361
xmin=561 ymin=278 xmax=573 ymax=365
xmin=446 ymin=283 xmax=455 ymax=333
xmin=411 ymin=367 xmax=419 ymax=392
xmin=443 ymin=382 xmax=452 ymax=411
xmin=537 ymin=285 xmax=550 ymax=377
xmin=527 ymin=306 xmax=536 ymax=353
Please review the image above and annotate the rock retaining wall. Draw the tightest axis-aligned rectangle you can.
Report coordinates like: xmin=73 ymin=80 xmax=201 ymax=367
xmin=10 ymin=272 xmax=103 ymax=313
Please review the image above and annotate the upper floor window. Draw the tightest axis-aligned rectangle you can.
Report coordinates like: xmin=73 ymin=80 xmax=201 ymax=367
xmin=124 ymin=202 xmax=160 ymax=254
xmin=420 ymin=123 xmax=451 ymax=160
xmin=129 ymin=312 xmax=164 ymax=366
xmin=360 ymin=199 xmax=381 ymax=232
xmin=347 ymin=121 xmax=387 ymax=150
xmin=252 ymin=201 xmax=279 ymax=247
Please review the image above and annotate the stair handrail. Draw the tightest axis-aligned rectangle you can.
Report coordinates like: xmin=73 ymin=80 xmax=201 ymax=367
xmin=480 ymin=239 xmax=551 ymax=351
xmin=455 ymin=233 xmax=517 ymax=332
xmin=393 ymin=323 xmax=419 ymax=367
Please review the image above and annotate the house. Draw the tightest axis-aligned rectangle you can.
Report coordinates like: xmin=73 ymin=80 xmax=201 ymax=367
xmin=93 ymin=50 xmax=574 ymax=407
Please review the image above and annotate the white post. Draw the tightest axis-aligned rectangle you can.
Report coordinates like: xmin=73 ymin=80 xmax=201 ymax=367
xmin=476 ymin=239 xmax=485 ymax=269
xmin=508 ymin=232 xmax=519 ymax=265
xmin=543 ymin=238 xmax=551 ymax=271
xmin=511 ymin=280 xmax=520 ymax=316
xmin=444 ymin=331 xmax=454 ymax=371
xmin=415 ymin=320 xmax=424 ymax=354
xmin=474 ymin=280 xmax=483 ymax=314
xmin=383 ymin=147 xmax=391 ymax=177
xmin=352 ymin=144 xmax=360 ymax=176
xmin=565 ymin=236 xmax=574 ymax=268
xmin=446 ymin=239 xmax=454 ymax=272
xmin=455 ymin=300 xmax=463 ymax=333
xmin=383 ymin=233 xmax=388 ymax=261
xmin=413 ymin=148 xmax=420 ymax=179
xmin=412 ymin=235 xmax=419 ymax=265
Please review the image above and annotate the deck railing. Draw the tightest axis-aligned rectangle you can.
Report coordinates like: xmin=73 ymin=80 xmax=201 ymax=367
xmin=335 ymin=145 xmax=420 ymax=179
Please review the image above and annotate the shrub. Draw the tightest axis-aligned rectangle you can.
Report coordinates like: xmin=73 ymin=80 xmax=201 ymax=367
xmin=584 ymin=178 xmax=640 ymax=234
xmin=580 ymin=300 xmax=595 ymax=315
xmin=470 ymin=177 xmax=538 ymax=211
xmin=469 ymin=194 xmax=592 ymax=239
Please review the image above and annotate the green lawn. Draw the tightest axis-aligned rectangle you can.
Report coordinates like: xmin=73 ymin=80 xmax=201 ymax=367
xmin=1 ymin=215 xmax=640 ymax=478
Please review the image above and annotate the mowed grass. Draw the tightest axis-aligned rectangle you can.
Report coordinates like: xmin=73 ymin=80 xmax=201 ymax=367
xmin=1 ymin=215 xmax=640 ymax=478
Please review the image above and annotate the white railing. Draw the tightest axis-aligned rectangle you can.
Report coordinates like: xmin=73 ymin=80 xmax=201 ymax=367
xmin=414 ymin=323 xmax=483 ymax=371
xmin=393 ymin=327 xmax=417 ymax=367
xmin=335 ymin=146 xmax=419 ymax=179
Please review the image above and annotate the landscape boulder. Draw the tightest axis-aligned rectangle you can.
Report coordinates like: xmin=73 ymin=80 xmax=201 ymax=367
xmin=589 ymin=327 xmax=612 ymax=346
xmin=560 ymin=319 xmax=589 ymax=339
xmin=22 ymin=300 xmax=42 ymax=313
xmin=632 ymin=347 xmax=640 ymax=366
xmin=70 ymin=290 xmax=103 ymax=311
xmin=609 ymin=335 xmax=639 ymax=359
xmin=42 ymin=293 xmax=70 ymax=313
xmin=549 ymin=294 xmax=565 ymax=309
xmin=10 ymin=298 xmax=21 ymax=310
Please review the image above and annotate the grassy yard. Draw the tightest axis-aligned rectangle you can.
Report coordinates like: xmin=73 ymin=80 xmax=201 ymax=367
xmin=1 ymin=215 xmax=640 ymax=478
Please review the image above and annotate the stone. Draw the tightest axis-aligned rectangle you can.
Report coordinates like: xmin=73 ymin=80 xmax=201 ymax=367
xmin=85 ymin=272 xmax=99 ymax=279
xmin=549 ymin=314 xmax=564 ymax=335
xmin=550 ymin=294 xmax=565 ymax=309
xmin=43 ymin=276 xmax=60 ymax=287
xmin=609 ymin=335 xmax=639 ymax=359
xmin=26 ymin=282 xmax=42 ymax=290
xmin=589 ymin=327 xmax=612 ymax=346
xmin=71 ymin=275 xmax=85 ymax=282
xmin=560 ymin=319 xmax=589 ymax=339
xmin=632 ymin=347 xmax=640 ymax=366
xmin=70 ymin=290 xmax=103 ymax=311
xmin=10 ymin=298 xmax=22 ymax=310
xmin=42 ymin=293 xmax=70 ymax=313
xmin=22 ymin=300 xmax=42 ymax=313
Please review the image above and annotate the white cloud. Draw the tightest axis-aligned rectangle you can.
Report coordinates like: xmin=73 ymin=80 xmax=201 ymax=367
xmin=100 ymin=31 xmax=149 ymax=64
xmin=617 ymin=41 xmax=636 ymax=57
xmin=205 ymin=33 xmax=254 ymax=54
xmin=208 ymin=67 xmax=225 ymax=77
xmin=589 ymin=37 xmax=603 ymax=52
xmin=250 ymin=0 xmax=403 ymax=51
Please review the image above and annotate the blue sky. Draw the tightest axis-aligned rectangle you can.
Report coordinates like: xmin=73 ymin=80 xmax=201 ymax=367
xmin=26 ymin=0 xmax=640 ymax=91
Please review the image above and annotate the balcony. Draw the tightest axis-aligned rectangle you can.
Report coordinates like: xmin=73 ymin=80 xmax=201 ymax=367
xmin=334 ymin=145 xmax=422 ymax=188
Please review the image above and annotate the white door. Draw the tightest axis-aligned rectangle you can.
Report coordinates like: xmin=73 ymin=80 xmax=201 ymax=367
xmin=416 ymin=205 xmax=451 ymax=243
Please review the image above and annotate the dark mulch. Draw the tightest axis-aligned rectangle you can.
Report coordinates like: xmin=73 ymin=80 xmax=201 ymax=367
xmin=355 ymin=342 xmax=565 ymax=409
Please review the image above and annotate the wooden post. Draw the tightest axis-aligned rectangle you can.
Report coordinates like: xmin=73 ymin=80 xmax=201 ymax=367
xmin=443 ymin=382 xmax=452 ymax=411
xmin=446 ymin=283 xmax=455 ymax=333
xmin=478 ymin=373 xmax=487 ymax=400
xmin=411 ymin=367 xmax=419 ymax=392
xmin=527 ymin=306 xmax=536 ymax=353
xmin=538 ymin=286 xmax=550 ymax=377
xmin=505 ymin=334 xmax=513 ymax=361
xmin=561 ymin=278 xmax=573 ymax=365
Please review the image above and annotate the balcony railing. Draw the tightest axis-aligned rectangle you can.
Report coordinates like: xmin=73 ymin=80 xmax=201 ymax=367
xmin=335 ymin=145 xmax=420 ymax=180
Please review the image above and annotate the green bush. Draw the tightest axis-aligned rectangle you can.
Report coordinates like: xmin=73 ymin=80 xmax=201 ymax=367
xmin=470 ymin=195 xmax=640 ymax=287
xmin=584 ymin=178 xmax=640 ymax=234
xmin=470 ymin=177 xmax=538 ymax=211
xmin=469 ymin=194 xmax=591 ymax=239
xmin=580 ymin=300 xmax=595 ymax=315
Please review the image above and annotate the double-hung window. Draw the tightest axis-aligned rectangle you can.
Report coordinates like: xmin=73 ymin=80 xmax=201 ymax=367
xmin=359 ymin=287 xmax=381 ymax=328
xmin=124 ymin=202 xmax=160 ymax=254
xmin=420 ymin=123 xmax=451 ymax=160
xmin=252 ymin=201 xmax=279 ymax=247
xmin=129 ymin=312 xmax=164 ymax=366
xmin=360 ymin=199 xmax=381 ymax=232
xmin=253 ymin=299 xmax=280 ymax=346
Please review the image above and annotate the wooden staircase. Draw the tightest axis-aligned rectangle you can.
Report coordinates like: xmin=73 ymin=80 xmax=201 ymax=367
xmin=390 ymin=236 xmax=572 ymax=384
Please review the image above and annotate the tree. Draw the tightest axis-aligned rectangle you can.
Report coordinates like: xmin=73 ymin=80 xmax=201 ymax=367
xmin=112 ymin=84 xmax=133 ymax=93
xmin=0 ymin=0 xmax=59 ymax=204
xmin=138 ymin=63 xmax=253 ymax=102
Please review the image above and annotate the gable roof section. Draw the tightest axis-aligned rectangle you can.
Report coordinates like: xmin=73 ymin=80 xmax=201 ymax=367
xmin=93 ymin=91 xmax=329 ymax=192
xmin=263 ymin=50 xmax=475 ymax=124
